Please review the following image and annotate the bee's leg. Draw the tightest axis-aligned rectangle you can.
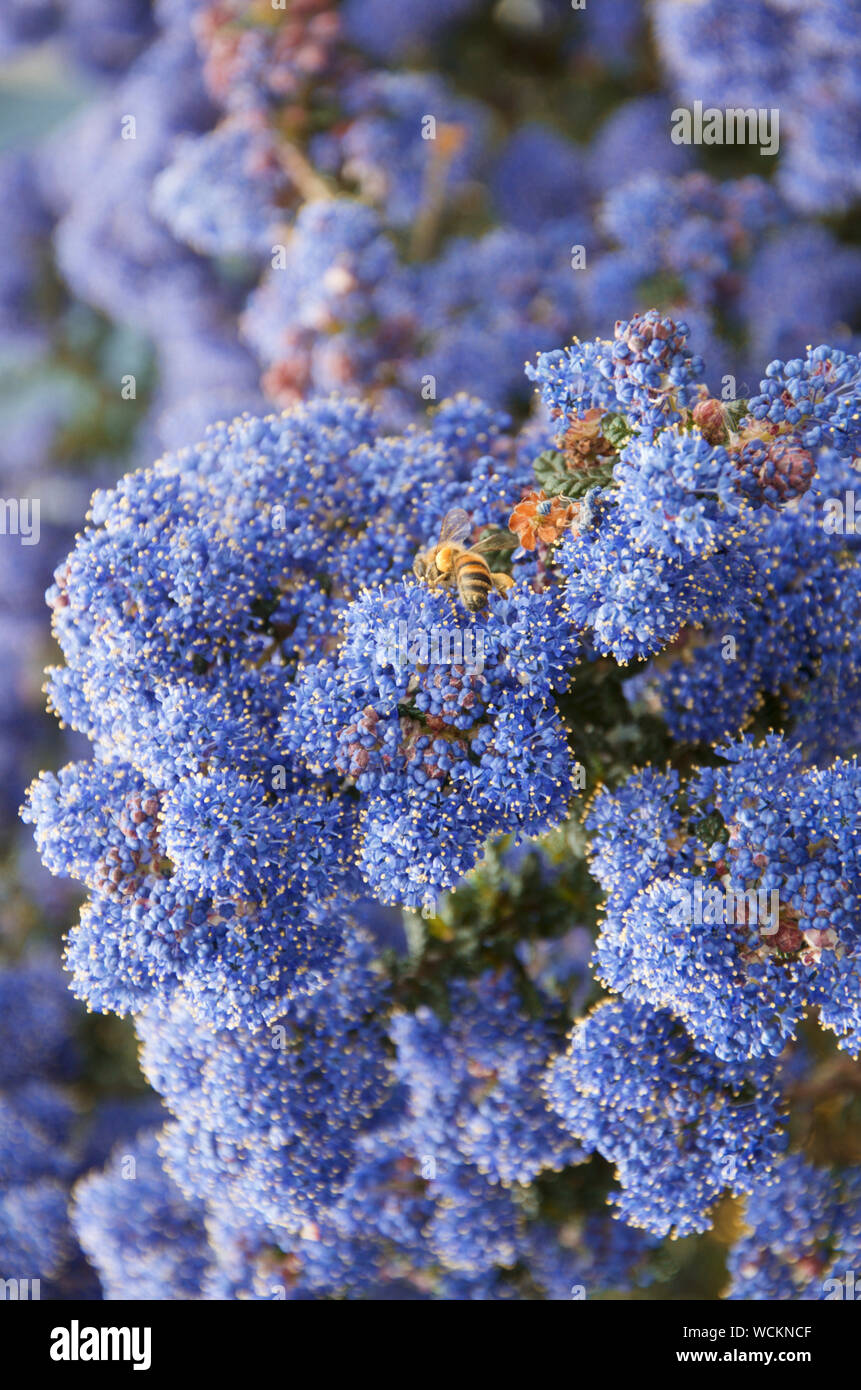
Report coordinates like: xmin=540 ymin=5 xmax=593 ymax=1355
xmin=491 ymin=572 xmax=515 ymax=595
xmin=434 ymin=564 xmax=459 ymax=593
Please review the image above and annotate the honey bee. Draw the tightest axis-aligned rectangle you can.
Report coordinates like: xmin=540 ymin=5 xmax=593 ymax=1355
xmin=413 ymin=508 xmax=515 ymax=612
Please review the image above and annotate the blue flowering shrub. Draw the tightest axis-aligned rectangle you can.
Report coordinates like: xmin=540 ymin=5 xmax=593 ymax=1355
xmin=3 ymin=0 xmax=861 ymax=1303
xmin=21 ymin=310 xmax=861 ymax=1298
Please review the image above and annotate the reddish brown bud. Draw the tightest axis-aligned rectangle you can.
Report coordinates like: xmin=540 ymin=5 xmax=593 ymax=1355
xmin=692 ymin=397 xmax=727 ymax=444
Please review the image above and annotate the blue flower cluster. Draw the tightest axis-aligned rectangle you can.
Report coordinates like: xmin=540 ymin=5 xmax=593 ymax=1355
xmin=586 ymin=736 xmax=861 ymax=1063
xmin=545 ymin=997 xmax=788 ymax=1238
xmin=653 ymin=0 xmax=861 ymax=214
xmin=726 ymin=1156 xmax=861 ymax=1300
xmin=25 ymin=393 xmax=556 ymax=995
xmin=72 ymin=1128 xmax=213 ymax=1301
xmin=391 ymin=969 xmax=582 ymax=1187
xmin=0 ymin=0 xmax=152 ymax=74
xmin=0 ymin=956 xmax=78 ymax=1290
xmin=17 ymin=0 xmax=854 ymax=448
xmin=531 ymin=330 xmax=860 ymax=663
xmin=286 ymin=575 xmax=581 ymax=908
xmin=625 ymin=466 xmax=861 ymax=762
xmin=127 ymin=956 xmax=655 ymax=1299
xmin=0 ymin=952 xmax=160 ymax=1297
xmin=136 ymin=933 xmax=394 ymax=1237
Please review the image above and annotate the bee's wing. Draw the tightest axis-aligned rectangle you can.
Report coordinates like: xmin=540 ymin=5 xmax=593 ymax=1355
xmin=438 ymin=507 xmax=473 ymax=545
xmin=467 ymin=528 xmax=519 ymax=558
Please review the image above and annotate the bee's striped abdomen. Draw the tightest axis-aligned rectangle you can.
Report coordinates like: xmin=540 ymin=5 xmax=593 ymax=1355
xmin=454 ymin=553 xmax=492 ymax=610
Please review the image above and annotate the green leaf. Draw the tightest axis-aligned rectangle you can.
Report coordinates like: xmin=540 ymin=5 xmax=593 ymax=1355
xmin=600 ymin=412 xmax=634 ymax=449
xmin=533 ymin=449 xmax=617 ymax=500
xmin=692 ymin=810 xmax=729 ymax=845
xmin=560 ymin=459 xmax=618 ymax=499
xmin=533 ymin=449 xmax=569 ymax=491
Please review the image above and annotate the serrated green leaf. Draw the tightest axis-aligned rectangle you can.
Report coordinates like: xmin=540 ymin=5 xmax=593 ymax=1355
xmin=600 ymin=412 xmax=634 ymax=449
xmin=533 ymin=449 xmax=568 ymax=488
xmin=534 ymin=452 xmax=614 ymax=500
xmin=559 ymin=460 xmax=618 ymax=499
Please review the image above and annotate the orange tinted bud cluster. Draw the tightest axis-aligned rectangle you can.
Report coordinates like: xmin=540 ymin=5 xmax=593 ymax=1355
xmin=562 ymin=407 xmax=614 ymax=466
xmin=508 ymin=490 xmax=579 ymax=550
